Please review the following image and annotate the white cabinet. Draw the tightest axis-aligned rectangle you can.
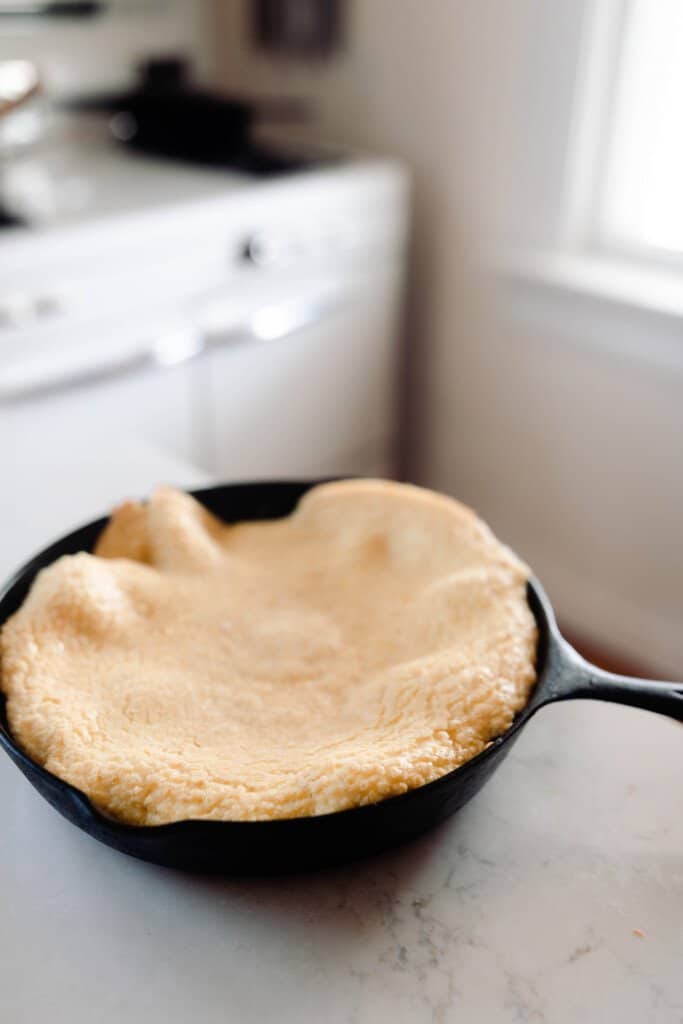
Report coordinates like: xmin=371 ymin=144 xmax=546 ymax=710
xmin=199 ymin=268 xmax=402 ymax=480
xmin=2 ymin=356 xmax=203 ymax=474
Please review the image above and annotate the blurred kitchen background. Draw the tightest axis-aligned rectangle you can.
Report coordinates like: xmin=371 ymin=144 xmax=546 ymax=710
xmin=1 ymin=0 xmax=681 ymax=677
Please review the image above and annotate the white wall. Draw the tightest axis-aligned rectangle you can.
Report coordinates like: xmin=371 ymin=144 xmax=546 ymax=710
xmin=0 ymin=1 xmax=206 ymax=95
xmin=206 ymin=0 xmax=682 ymax=675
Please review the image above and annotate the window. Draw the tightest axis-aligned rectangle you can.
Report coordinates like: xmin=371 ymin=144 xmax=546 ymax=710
xmin=597 ymin=0 xmax=683 ymax=260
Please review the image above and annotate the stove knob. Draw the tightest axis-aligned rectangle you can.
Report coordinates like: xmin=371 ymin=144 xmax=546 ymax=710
xmin=240 ymin=232 xmax=292 ymax=267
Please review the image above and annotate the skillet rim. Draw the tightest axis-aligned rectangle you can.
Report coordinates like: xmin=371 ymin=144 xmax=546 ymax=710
xmin=0 ymin=479 xmax=553 ymax=838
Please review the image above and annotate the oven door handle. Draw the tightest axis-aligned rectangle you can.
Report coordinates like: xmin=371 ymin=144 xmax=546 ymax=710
xmin=200 ymin=285 xmax=346 ymax=354
xmin=0 ymin=287 xmax=349 ymax=404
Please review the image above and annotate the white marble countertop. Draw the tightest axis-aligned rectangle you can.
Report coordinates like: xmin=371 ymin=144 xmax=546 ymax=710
xmin=0 ymin=436 xmax=681 ymax=1023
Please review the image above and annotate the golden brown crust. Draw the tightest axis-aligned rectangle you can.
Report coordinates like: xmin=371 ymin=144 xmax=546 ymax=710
xmin=1 ymin=480 xmax=537 ymax=824
xmin=94 ymin=500 xmax=150 ymax=562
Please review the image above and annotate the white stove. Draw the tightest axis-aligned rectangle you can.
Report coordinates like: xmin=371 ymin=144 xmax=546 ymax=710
xmin=0 ymin=124 xmax=410 ymax=484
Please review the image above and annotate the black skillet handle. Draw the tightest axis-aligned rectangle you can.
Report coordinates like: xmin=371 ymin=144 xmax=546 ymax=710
xmin=555 ymin=643 xmax=683 ymax=721
xmin=527 ymin=578 xmax=683 ymax=722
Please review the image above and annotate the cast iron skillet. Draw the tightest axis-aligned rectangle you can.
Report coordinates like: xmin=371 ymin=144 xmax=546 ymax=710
xmin=0 ymin=481 xmax=681 ymax=873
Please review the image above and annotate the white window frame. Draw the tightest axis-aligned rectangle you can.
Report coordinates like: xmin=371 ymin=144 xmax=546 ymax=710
xmin=563 ymin=0 xmax=683 ymax=272
xmin=495 ymin=0 xmax=683 ymax=374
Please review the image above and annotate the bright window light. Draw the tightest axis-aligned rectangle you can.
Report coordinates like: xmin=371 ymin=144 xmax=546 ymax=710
xmin=600 ymin=0 xmax=683 ymax=257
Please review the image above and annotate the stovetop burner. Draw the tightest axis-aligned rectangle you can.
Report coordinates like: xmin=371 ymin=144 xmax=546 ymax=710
xmin=0 ymin=207 xmax=26 ymax=229
xmin=65 ymin=58 xmax=317 ymax=176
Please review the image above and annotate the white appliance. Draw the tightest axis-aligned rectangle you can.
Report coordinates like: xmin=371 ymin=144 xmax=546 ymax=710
xmin=0 ymin=132 xmax=409 ymax=484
